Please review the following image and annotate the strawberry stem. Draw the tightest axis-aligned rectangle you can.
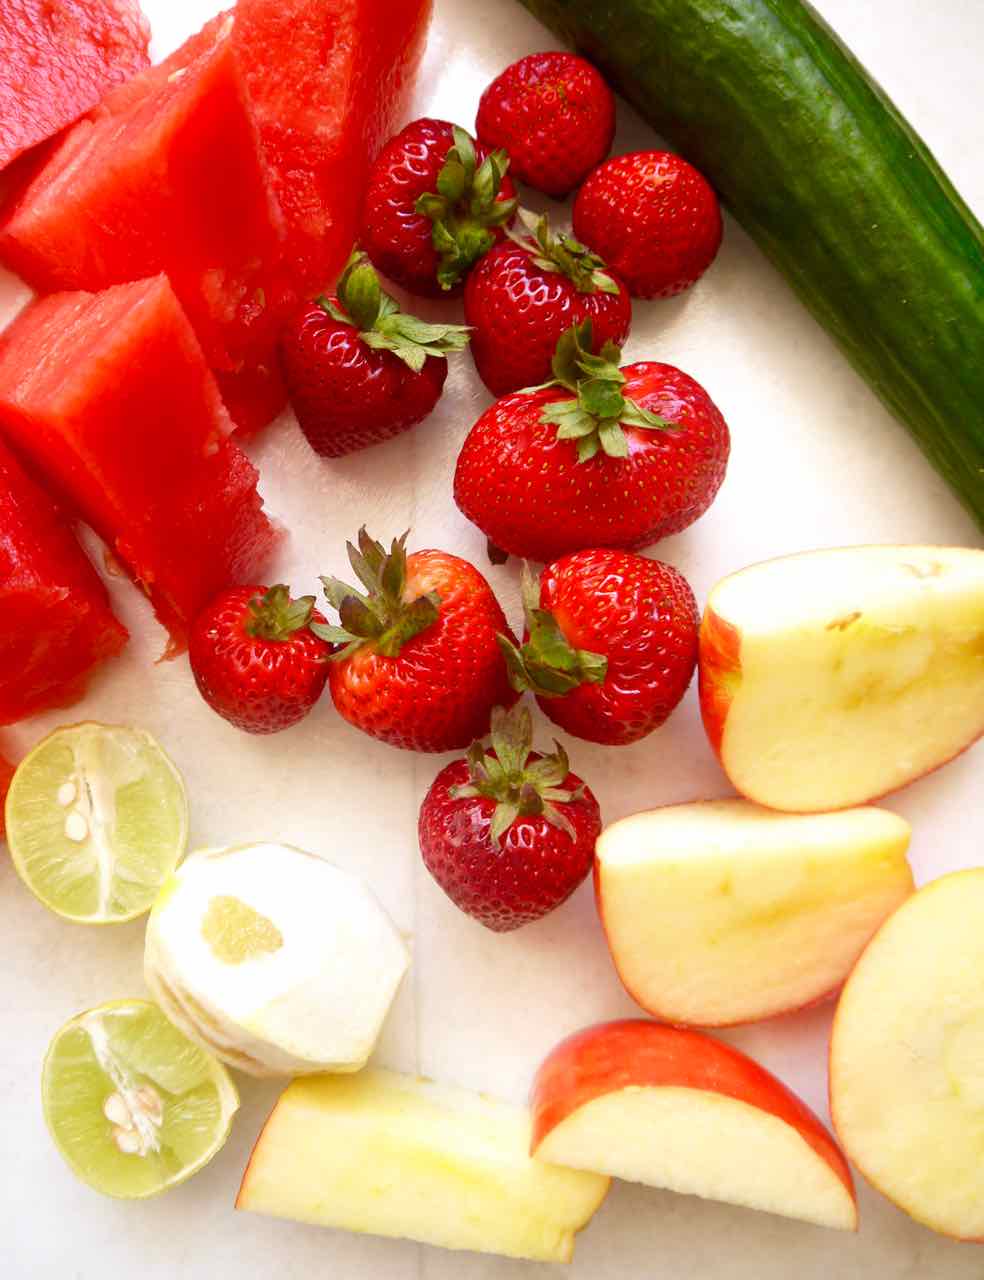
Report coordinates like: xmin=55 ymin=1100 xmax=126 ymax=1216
xmin=449 ymin=703 xmax=583 ymax=847
xmin=245 ymin=585 xmax=316 ymax=642
xmin=507 ymin=209 xmax=620 ymax=296
xmin=414 ymin=126 xmax=518 ymax=291
xmin=319 ymin=252 xmax=470 ymax=373
xmin=313 ymin=529 xmax=441 ymax=661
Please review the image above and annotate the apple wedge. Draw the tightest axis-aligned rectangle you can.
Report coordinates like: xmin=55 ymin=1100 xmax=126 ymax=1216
xmin=830 ymin=869 xmax=984 ymax=1240
xmin=531 ymin=1020 xmax=857 ymax=1231
xmin=237 ymin=1069 xmax=609 ymax=1262
xmin=595 ymin=799 xmax=913 ymax=1026
xmin=699 ymin=545 xmax=984 ymax=812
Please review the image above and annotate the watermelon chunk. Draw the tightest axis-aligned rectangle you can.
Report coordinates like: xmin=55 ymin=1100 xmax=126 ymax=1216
xmin=0 ymin=13 xmax=285 ymax=373
xmin=0 ymin=436 xmax=127 ymax=725
xmin=0 ymin=276 xmax=280 ymax=653
xmin=235 ymin=0 xmax=433 ymax=299
xmin=0 ymin=0 xmax=150 ymax=173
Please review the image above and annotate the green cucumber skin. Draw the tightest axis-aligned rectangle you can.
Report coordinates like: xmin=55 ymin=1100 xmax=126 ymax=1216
xmin=518 ymin=0 xmax=984 ymax=527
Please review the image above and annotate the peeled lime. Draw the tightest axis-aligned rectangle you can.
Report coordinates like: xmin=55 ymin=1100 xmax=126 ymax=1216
xmin=5 ymin=723 xmax=188 ymax=923
xmin=43 ymin=1000 xmax=238 ymax=1199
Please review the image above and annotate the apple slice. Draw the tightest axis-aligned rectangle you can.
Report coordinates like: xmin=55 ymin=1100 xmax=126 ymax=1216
xmin=237 ymin=1069 xmax=609 ymax=1262
xmin=595 ymin=798 xmax=913 ymax=1026
xmin=699 ymin=546 xmax=984 ymax=812
xmin=830 ymin=869 xmax=984 ymax=1239
xmin=531 ymin=1020 xmax=857 ymax=1231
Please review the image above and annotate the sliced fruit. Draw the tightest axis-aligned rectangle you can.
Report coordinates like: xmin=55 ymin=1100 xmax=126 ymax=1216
xmin=531 ymin=1019 xmax=857 ymax=1231
xmin=0 ymin=275 xmax=280 ymax=650
xmin=43 ymin=999 xmax=237 ymax=1199
xmin=699 ymin=546 xmax=984 ymax=811
xmin=144 ymin=843 xmax=409 ymax=1077
xmin=0 ymin=434 xmax=127 ymax=724
xmin=0 ymin=13 xmax=284 ymax=373
xmin=5 ymin=723 xmax=188 ymax=924
xmin=0 ymin=0 xmax=150 ymax=172
xmin=237 ymin=1068 xmax=609 ymax=1262
xmin=830 ymin=869 xmax=984 ymax=1239
xmin=235 ymin=0 xmax=432 ymax=299
xmin=595 ymin=799 xmax=913 ymax=1026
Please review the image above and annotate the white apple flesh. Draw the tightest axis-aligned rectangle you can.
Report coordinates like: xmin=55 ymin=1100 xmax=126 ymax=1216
xmin=531 ymin=1020 xmax=857 ymax=1231
xmin=144 ymin=843 xmax=409 ymax=1077
xmin=830 ymin=868 xmax=984 ymax=1240
xmin=236 ymin=1068 xmax=610 ymax=1262
xmin=595 ymin=798 xmax=913 ymax=1025
xmin=700 ymin=545 xmax=984 ymax=812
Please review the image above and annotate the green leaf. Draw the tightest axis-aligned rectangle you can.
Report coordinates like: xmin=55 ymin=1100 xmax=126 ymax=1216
xmin=309 ymin=621 xmax=359 ymax=646
xmin=542 ymin=400 xmax=597 ymax=439
xmin=598 ymin=418 xmax=630 ymax=458
xmin=451 ymin=125 xmax=477 ymax=179
xmin=376 ymin=591 xmax=440 ymax=656
xmin=339 ymin=594 xmax=381 ymax=639
xmin=489 ymin=801 xmax=519 ymax=847
xmin=578 ymin=376 xmax=625 ymax=419
xmin=541 ymin=801 xmax=576 ymax=841
xmin=437 ymin=157 xmax=467 ymax=203
xmin=621 ymin=399 xmax=680 ymax=432
xmin=577 ymin=434 xmax=601 ymax=463
xmin=380 ymin=535 xmax=408 ymax=602
xmin=337 ymin=255 xmax=383 ymax=332
xmin=320 ymin=575 xmax=363 ymax=612
xmin=496 ymin=632 xmax=532 ymax=693
xmin=490 ymin=703 xmax=533 ymax=778
xmin=550 ymin=321 xmax=592 ymax=389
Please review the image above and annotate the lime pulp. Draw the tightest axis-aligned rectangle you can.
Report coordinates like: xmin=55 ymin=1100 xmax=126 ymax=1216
xmin=5 ymin=723 xmax=188 ymax=923
xmin=42 ymin=1000 xmax=239 ymax=1199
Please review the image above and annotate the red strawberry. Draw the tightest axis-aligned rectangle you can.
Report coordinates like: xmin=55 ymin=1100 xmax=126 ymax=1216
xmin=418 ymin=703 xmax=601 ymax=931
xmin=464 ymin=210 xmax=631 ymax=396
xmin=281 ymin=252 xmax=470 ymax=457
xmin=573 ymin=151 xmax=723 ymax=299
xmin=499 ymin=555 xmax=699 ymax=746
xmin=360 ymin=119 xmax=517 ymax=297
xmin=454 ymin=323 xmax=730 ymax=562
xmin=189 ymin=584 xmax=331 ymax=734
xmin=476 ymin=52 xmax=615 ymax=198
xmin=314 ymin=530 xmax=519 ymax=752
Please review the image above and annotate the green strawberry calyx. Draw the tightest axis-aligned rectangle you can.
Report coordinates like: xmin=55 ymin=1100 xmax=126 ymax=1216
xmin=320 ymin=251 xmax=470 ymax=373
xmin=530 ymin=321 xmax=678 ymax=463
xmin=450 ymin=703 xmax=583 ymax=846
xmin=245 ymin=584 xmax=318 ymax=642
xmin=496 ymin=563 xmax=608 ymax=697
xmin=414 ymin=126 xmax=518 ymax=291
xmin=507 ymin=209 xmax=620 ymax=296
xmin=312 ymin=529 xmax=441 ymax=661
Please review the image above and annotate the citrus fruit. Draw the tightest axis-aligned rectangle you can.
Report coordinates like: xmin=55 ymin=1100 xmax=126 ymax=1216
xmin=42 ymin=999 xmax=239 ymax=1198
xmin=5 ymin=722 xmax=188 ymax=923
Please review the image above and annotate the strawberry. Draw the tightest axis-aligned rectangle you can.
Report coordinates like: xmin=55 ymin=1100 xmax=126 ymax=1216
xmin=476 ymin=52 xmax=615 ymax=198
xmin=454 ymin=323 xmax=730 ymax=562
xmin=360 ymin=119 xmax=517 ymax=297
xmin=313 ymin=530 xmax=519 ymax=753
xmin=573 ymin=151 xmax=723 ymax=299
xmin=498 ymin=555 xmax=699 ymax=746
xmin=281 ymin=252 xmax=470 ymax=457
xmin=418 ymin=703 xmax=601 ymax=931
xmin=189 ymin=584 xmax=331 ymax=734
xmin=464 ymin=210 xmax=631 ymax=396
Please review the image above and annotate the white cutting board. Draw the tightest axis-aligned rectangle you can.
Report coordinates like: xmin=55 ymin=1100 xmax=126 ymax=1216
xmin=2 ymin=1 xmax=982 ymax=1276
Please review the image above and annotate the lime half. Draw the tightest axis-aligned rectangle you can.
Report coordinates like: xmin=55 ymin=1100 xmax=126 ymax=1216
xmin=5 ymin=723 xmax=188 ymax=923
xmin=43 ymin=1000 xmax=239 ymax=1198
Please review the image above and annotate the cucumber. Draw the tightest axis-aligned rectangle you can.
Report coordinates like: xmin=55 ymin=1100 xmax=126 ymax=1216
xmin=516 ymin=0 xmax=984 ymax=528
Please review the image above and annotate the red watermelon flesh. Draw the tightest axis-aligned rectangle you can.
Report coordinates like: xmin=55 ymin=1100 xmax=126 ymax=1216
xmin=214 ymin=360 xmax=289 ymax=439
xmin=0 ymin=276 xmax=280 ymax=654
xmin=235 ymin=0 xmax=432 ymax=300
xmin=0 ymin=435 xmax=127 ymax=725
xmin=0 ymin=13 xmax=286 ymax=373
xmin=0 ymin=745 xmax=14 ymax=833
xmin=0 ymin=0 xmax=150 ymax=173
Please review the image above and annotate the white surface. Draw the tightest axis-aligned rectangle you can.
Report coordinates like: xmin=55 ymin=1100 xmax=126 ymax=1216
xmin=1 ymin=0 xmax=982 ymax=1276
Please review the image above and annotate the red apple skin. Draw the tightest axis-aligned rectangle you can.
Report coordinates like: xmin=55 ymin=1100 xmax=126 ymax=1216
xmin=697 ymin=607 xmax=740 ymax=759
xmin=592 ymin=860 xmax=844 ymax=1029
xmin=531 ymin=1019 xmax=856 ymax=1220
